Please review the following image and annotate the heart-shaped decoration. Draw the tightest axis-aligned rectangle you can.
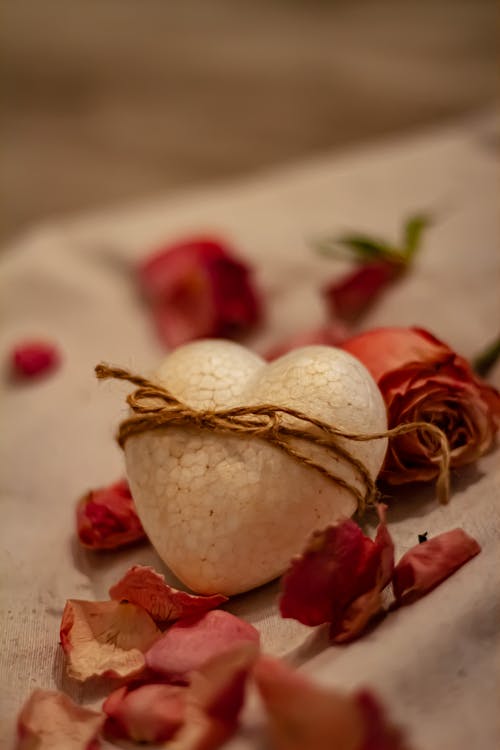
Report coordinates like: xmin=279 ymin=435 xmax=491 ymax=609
xmin=125 ymin=340 xmax=387 ymax=595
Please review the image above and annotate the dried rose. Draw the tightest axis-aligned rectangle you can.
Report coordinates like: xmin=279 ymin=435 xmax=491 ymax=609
xmin=137 ymin=236 xmax=262 ymax=349
xmin=10 ymin=340 xmax=60 ymax=379
xmin=146 ymin=609 xmax=260 ymax=681
xmin=279 ymin=506 xmax=394 ymax=643
xmin=76 ymin=479 xmax=147 ymax=551
xmin=264 ymin=323 xmax=350 ymax=360
xmin=60 ymin=599 xmax=160 ymax=681
xmin=254 ymin=656 xmax=410 ymax=750
xmin=103 ymin=683 xmax=186 ymax=743
xmin=342 ymin=327 xmax=500 ymax=485
xmin=15 ymin=689 xmax=103 ymax=750
xmin=109 ymin=565 xmax=228 ymax=624
xmin=393 ymin=528 xmax=481 ymax=606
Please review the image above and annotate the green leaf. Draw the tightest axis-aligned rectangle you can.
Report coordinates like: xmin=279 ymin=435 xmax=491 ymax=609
xmin=403 ymin=214 xmax=431 ymax=261
xmin=472 ymin=336 xmax=500 ymax=378
xmin=314 ymin=234 xmax=401 ymax=263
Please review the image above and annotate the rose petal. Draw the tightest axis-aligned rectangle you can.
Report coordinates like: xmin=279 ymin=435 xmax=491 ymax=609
xmin=109 ymin=565 xmax=228 ymax=623
xmin=10 ymin=340 xmax=60 ymax=379
xmin=146 ymin=610 xmax=260 ymax=681
xmin=264 ymin=323 xmax=350 ymax=361
xmin=60 ymin=599 xmax=161 ymax=681
xmin=280 ymin=507 xmax=394 ymax=642
xmin=16 ymin=689 xmax=103 ymax=750
xmin=103 ymin=683 xmax=186 ymax=742
xmin=137 ymin=237 xmax=261 ymax=349
xmin=324 ymin=261 xmax=402 ymax=323
xmin=254 ymin=656 xmax=410 ymax=750
xmin=393 ymin=529 xmax=481 ymax=606
xmin=76 ymin=479 xmax=147 ymax=551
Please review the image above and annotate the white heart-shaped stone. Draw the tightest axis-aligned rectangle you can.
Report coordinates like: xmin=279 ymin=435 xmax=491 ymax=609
xmin=125 ymin=340 xmax=387 ymax=595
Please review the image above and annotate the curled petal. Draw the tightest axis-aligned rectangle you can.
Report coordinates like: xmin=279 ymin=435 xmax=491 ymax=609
xmin=103 ymin=683 xmax=186 ymax=743
xmin=10 ymin=340 xmax=60 ymax=379
xmin=280 ymin=508 xmax=394 ymax=642
xmin=109 ymin=565 xmax=228 ymax=624
xmin=76 ymin=479 xmax=147 ymax=551
xmin=60 ymin=599 xmax=160 ymax=681
xmin=16 ymin=689 xmax=103 ymax=750
xmin=393 ymin=529 xmax=481 ymax=606
xmin=137 ymin=236 xmax=262 ymax=349
xmin=254 ymin=656 xmax=410 ymax=750
xmin=264 ymin=323 xmax=350 ymax=361
xmin=146 ymin=609 xmax=260 ymax=681
xmin=324 ymin=261 xmax=402 ymax=323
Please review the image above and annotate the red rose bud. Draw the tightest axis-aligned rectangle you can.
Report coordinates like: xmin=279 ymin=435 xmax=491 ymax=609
xmin=10 ymin=340 xmax=60 ymax=379
xmin=324 ymin=260 xmax=402 ymax=323
xmin=137 ymin=236 xmax=262 ymax=349
xmin=76 ymin=479 xmax=147 ymax=551
xmin=342 ymin=327 xmax=500 ymax=485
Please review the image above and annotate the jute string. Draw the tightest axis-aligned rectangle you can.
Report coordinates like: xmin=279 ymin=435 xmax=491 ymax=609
xmin=96 ymin=363 xmax=451 ymax=513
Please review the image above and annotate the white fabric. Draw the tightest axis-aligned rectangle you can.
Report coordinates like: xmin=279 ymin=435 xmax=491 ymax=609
xmin=1 ymin=112 xmax=499 ymax=749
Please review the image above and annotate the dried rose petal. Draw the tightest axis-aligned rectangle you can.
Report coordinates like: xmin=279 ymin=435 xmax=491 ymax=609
xmin=324 ymin=261 xmax=402 ymax=323
xmin=264 ymin=323 xmax=350 ymax=361
xmin=76 ymin=479 xmax=147 ymax=551
xmin=170 ymin=643 xmax=259 ymax=750
xmin=15 ymin=689 xmax=103 ymax=750
xmin=137 ymin=236 xmax=262 ymax=349
xmin=280 ymin=506 xmax=394 ymax=642
xmin=254 ymin=656 xmax=410 ymax=750
xmin=103 ymin=683 xmax=186 ymax=743
xmin=10 ymin=340 xmax=60 ymax=379
xmin=109 ymin=565 xmax=228 ymax=623
xmin=60 ymin=599 xmax=160 ymax=681
xmin=393 ymin=528 xmax=481 ymax=606
xmin=146 ymin=609 xmax=260 ymax=681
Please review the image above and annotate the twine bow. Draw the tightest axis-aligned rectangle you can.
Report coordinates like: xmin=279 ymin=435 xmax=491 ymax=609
xmin=95 ymin=363 xmax=451 ymax=513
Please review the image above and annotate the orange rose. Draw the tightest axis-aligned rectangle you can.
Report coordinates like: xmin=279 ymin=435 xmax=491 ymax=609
xmin=342 ymin=327 xmax=500 ymax=485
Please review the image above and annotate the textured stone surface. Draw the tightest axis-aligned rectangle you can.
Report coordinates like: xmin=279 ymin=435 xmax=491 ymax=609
xmin=125 ymin=340 xmax=387 ymax=594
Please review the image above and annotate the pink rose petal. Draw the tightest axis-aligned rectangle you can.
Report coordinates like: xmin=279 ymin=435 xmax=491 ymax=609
xmin=10 ymin=340 xmax=60 ymax=379
xmin=103 ymin=683 xmax=186 ymax=743
xmin=254 ymin=656 xmax=411 ymax=750
xmin=280 ymin=506 xmax=394 ymax=642
xmin=393 ymin=528 xmax=481 ymax=606
xmin=109 ymin=565 xmax=228 ymax=624
xmin=15 ymin=689 xmax=103 ymax=750
xmin=60 ymin=599 xmax=161 ymax=681
xmin=76 ymin=479 xmax=147 ymax=551
xmin=324 ymin=260 xmax=402 ymax=323
xmin=146 ymin=609 xmax=260 ymax=681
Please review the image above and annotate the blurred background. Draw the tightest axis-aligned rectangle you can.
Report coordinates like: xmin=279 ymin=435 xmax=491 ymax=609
xmin=1 ymin=0 xmax=497 ymax=244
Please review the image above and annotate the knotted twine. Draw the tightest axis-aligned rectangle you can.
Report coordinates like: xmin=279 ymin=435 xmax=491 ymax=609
xmin=95 ymin=363 xmax=451 ymax=513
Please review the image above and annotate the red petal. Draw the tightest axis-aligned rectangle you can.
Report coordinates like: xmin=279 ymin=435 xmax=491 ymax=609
xmin=264 ymin=323 xmax=350 ymax=361
xmin=280 ymin=508 xmax=394 ymax=642
xmin=10 ymin=340 xmax=60 ymax=379
xmin=103 ymin=683 xmax=186 ymax=742
xmin=146 ymin=609 xmax=260 ymax=681
xmin=109 ymin=565 xmax=228 ymax=624
xmin=324 ymin=261 xmax=401 ymax=323
xmin=16 ymin=689 xmax=103 ymax=750
xmin=393 ymin=529 xmax=481 ymax=606
xmin=76 ymin=479 xmax=147 ymax=551
xmin=60 ymin=599 xmax=161 ymax=681
xmin=254 ymin=656 xmax=410 ymax=750
xmin=137 ymin=236 xmax=261 ymax=349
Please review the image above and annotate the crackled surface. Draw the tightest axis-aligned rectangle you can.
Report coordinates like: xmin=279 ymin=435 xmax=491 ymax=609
xmin=125 ymin=340 xmax=387 ymax=594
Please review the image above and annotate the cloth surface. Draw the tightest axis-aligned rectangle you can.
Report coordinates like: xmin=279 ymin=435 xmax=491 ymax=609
xmin=0 ymin=112 xmax=499 ymax=749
